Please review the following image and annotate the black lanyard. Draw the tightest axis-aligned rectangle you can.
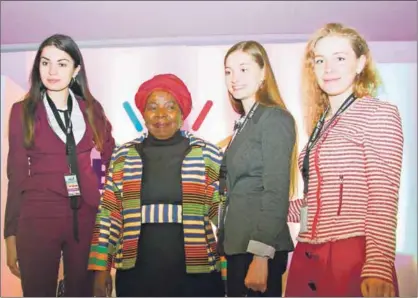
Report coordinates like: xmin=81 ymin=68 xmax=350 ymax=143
xmin=219 ymin=102 xmax=259 ymax=194
xmin=225 ymin=102 xmax=259 ymax=152
xmin=46 ymin=95 xmax=73 ymax=150
xmin=302 ymin=93 xmax=357 ymax=196
xmin=46 ymin=93 xmax=81 ymax=242
xmin=217 ymin=101 xmax=259 ymax=238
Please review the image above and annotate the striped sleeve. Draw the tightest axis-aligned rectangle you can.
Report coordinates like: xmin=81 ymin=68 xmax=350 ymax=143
xmin=287 ymin=198 xmax=304 ymax=223
xmin=361 ymin=103 xmax=404 ymax=283
xmin=88 ymin=148 xmax=123 ymax=271
xmin=204 ymin=143 xmax=223 ymax=227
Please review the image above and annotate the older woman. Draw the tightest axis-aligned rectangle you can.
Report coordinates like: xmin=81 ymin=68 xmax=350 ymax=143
xmin=88 ymin=74 xmax=225 ymax=297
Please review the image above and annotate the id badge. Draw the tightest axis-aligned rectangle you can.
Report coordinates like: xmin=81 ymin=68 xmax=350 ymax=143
xmin=300 ymin=205 xmax=309 ymax=233
xmin=64 ymin=174 xmax=81 ymax=197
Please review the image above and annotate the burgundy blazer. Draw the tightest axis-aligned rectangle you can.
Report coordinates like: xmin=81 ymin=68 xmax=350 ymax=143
xmin=4 ymin=97 xmax=115 ymax=238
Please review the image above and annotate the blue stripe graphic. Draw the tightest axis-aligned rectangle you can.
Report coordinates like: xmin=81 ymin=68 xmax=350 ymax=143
xmin=122 ymin=101 xmax=143 ymax=132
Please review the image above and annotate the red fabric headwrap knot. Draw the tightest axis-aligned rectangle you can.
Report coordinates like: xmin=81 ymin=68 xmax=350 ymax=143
xmin=134 ymin=74 xmax=192 ymax=120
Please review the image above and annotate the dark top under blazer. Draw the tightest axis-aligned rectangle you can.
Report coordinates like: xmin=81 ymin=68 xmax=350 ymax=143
xmin=222 ymin=104 xmax=295 ymax=258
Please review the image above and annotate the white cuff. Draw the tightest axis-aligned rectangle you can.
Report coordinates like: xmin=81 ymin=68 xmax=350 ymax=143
xmin=246 ymin=240 xmax=275 ymax=259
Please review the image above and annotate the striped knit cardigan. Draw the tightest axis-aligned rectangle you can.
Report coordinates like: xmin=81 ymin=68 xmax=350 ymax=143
xmin=88 ymin=130 xmax=224 ymax=274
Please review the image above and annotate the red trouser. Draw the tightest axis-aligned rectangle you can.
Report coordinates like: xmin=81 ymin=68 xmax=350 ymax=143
xmin=16 ymin=203 xmax=96 ymax=297
xmin=285 ymin=236 xmax=399 ymax=297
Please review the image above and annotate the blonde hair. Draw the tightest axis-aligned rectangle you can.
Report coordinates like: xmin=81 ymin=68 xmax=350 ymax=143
xmin=302 ymin=23 xmax=382 ymax=135
xmin=224 ymin=40 xmax=299 ymax=198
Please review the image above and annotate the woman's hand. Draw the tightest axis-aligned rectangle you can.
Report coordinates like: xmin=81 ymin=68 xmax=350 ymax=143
xmin=244 ymin=255 xmax=268 ymax=293
xmin=361 ymin=277 xmax=395 ymax=297
xmin=6 ymin=236 xmax=20 ymax=278
xmin=93 ymin=271 xmax=113 ymax=297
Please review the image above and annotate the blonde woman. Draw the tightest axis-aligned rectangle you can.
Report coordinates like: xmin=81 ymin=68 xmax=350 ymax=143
xmin=286 ymin=23 xmax=403 ymax=297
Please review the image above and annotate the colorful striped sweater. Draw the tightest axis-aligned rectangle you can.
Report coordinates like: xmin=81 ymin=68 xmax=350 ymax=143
xmin=88 ymin=130 xmax=223 ymax=274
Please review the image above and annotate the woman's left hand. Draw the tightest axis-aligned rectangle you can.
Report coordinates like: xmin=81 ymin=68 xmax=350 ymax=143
xmin=361 ymin=277 xmax=395 ymax=297
xmin=244 ymin=255 xmax=269 ymax=293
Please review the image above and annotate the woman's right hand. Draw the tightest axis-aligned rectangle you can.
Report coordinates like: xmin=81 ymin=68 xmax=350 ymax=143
xmin=93 ymin=271 xmax=113 ymax=297
xmin=6 ymin=236 xmax=20 ymax=278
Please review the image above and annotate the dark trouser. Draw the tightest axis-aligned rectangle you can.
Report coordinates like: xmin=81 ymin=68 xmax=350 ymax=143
xmin=285 ymin=236 xmax=400 ymax=297
xmin=116 ymin=269 xmax=225 ymax=297
xmin=16 ymin=207 xmax=96 ymax=297
xmin=226 ymin=251 xmax=288 ymax=297
xmin=115 ymin=221 xmax=226 ymax=297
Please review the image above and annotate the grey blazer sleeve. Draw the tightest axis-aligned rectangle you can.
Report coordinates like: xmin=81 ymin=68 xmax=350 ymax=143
xmin=246 ymin=108 xmax=296 ymax=258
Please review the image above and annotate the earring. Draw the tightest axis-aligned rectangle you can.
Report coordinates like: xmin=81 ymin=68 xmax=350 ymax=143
xmin=70 ymin=77 xmax=76 ymax=87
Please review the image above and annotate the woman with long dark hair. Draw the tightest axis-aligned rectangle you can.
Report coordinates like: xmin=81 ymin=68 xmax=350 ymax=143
xmin=4 ymin=34 xmax=115 ymax=297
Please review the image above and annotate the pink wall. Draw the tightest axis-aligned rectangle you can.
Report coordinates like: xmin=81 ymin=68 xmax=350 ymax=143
xmin=1 ymin=41 xmax=417 ymax=297
xmin=1 ymin=1 xmax=416 ymax=46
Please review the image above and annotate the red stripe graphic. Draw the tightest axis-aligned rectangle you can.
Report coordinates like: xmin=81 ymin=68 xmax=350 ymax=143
xmin=192 ymin=100 xmax=213 ymax=131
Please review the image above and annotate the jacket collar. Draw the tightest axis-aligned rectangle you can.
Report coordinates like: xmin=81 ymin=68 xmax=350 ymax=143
xmin=122 ymin=130 xmax=206 ymax=149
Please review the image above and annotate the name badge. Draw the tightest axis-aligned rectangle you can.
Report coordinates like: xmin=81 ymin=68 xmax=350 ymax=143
xmin=300 ymin=205 xmax=308 ymax=233
xmin=64 ymin=174 xmax=81 ymax=197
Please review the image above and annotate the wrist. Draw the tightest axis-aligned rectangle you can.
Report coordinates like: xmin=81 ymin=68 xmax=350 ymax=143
xmin=253 ymin=255 xmax=269 ymax=262
xmin=5 ymin=235 xmax=16 ymax=244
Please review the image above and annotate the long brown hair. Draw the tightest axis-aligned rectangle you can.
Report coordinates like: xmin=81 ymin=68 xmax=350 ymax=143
xmin=302 ymin=23 xmax=382 ymax=135
xmin=22 ymin=34 xmax=107 ymax=151
xmin=224 ymin=41 xmax=299 ymax=198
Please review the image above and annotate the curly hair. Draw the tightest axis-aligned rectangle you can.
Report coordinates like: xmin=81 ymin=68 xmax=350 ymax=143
xmin=301 ymin=23 xmax=382 ymax=135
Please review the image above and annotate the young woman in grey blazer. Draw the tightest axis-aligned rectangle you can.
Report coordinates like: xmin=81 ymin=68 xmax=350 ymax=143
xmin=217 ymin=40 xmax=298 ymax=297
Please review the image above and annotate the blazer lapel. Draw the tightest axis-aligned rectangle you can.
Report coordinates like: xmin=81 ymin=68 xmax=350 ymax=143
xmin=226 ymin=106 xmax=265 ymax=163
xmin=225 ymin=106 xmax=267 ymax=192
xmin=37 ymin=97 xmax=91 ymax=152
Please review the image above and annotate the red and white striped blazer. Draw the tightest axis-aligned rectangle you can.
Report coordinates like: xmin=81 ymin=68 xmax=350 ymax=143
xmin=288 ymin=97 xmax=404 ymax=283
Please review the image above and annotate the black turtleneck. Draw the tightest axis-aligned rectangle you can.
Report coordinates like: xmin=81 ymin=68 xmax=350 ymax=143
xmin=140 ymin=130 xmax=190 ymax=205
xmin=119 ymin=130 xmax=191 ymax=294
